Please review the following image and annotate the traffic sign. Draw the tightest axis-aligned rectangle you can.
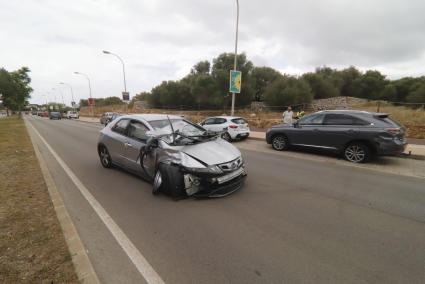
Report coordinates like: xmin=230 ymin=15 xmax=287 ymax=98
xmin=229 ymin=70 xmax=242 ymax=93
xmin=122 ymin=92 xmax=130 ymax=101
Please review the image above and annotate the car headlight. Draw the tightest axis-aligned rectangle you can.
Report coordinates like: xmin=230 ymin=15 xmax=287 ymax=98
xmin=180 ymin=153 xmax=223 ymax=174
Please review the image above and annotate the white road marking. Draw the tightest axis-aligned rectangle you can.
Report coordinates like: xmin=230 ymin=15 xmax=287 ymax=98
xmin=26 ymin=119 xmax=165 ymax=284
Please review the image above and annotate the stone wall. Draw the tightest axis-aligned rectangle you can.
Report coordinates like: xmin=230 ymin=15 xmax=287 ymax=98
xmin=311 ymin=97 xmax=368 ymax=111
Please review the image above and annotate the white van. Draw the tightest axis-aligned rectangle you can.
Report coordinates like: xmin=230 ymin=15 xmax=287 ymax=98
xmin=66 ymin=111 xmax=79 ymax=119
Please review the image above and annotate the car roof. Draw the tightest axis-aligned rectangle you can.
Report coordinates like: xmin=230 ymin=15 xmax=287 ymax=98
xmin=207 ymin=116 xmax=243 ymax=119
xmin=316 ymin=110 xmax=380 ymax=115
xmin=118 ymin=113 xmax=183 ymax=122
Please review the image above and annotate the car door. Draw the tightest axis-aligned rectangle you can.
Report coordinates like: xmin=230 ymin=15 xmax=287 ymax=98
xmin=201 ymin=118 xmax=219 ymax=132
xmin=107 ymin=118 xmax=130 ymax=166
xmin=319 ymin=114 xmax=363 ymax=150
xmin=289 ymin=113 xmax=325 ymax=146
xmin=122 ymin=119 xmax=156 ymax=177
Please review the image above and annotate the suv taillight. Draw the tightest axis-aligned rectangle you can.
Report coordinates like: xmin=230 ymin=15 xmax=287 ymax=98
xmin=229 ymin=125 xmax=238 ymax=129
xmin=386 ymin=128 xmax=401 ymax=136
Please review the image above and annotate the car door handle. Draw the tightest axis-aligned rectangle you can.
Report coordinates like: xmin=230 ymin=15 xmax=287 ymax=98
xmin=124 ymin=142 xmax=133 ymax=148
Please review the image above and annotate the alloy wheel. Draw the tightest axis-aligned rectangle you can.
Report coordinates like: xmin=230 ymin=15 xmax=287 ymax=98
xmin=221 ymin=132 xmax=231 ymax=141
xmin=100 ymin=147 xmax=111 ymax=168
xmin=344 ymin=145 xmax=366 ymax=163
xmin=272 ymin=136 xmax=287 ymax=151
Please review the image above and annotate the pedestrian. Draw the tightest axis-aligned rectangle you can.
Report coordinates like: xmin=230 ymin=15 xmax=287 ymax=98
xmin=282 ymin=106 xmax=294 ymax=124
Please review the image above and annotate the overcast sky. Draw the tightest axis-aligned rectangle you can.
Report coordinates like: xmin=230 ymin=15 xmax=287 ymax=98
xmin=1 ymin=0 xmax=425 ymax=105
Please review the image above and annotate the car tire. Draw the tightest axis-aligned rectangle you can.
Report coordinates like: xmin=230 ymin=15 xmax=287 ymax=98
xmin=99 ymin=146 xmax=113 ymax=168
xmin=221 ymin=132 xmax=232 ymax=142
xmin=271 ymin=135 xmax=289 ymax=151
xmin=344 ymin=142 xmax=370 ymax=163
xmin=153 ymin=164 xmax=185 ymax=199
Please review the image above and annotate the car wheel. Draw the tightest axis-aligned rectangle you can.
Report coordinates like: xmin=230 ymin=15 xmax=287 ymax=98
xmin=153 ymin=164 xmax=185 ymax=199
xmin=272 ymin=135 xmax=289 ymax=151
xmin=99 ymin=146 xmax=112 ymax=168
xmin=221 ymin=132 xmax=232 ymax=141
xmin=344 ymin=143 xmax=370 ymax=163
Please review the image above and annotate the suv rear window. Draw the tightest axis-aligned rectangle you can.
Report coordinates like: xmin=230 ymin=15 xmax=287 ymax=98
xmin=375 ymin=115 xmax=402 ymax=127
xmin=231 ymin=118 xmax=247 ymax=124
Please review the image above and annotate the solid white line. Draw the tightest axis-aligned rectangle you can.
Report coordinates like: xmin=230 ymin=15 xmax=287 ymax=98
xmin=26 ymin=119 xmax=165 ymax=284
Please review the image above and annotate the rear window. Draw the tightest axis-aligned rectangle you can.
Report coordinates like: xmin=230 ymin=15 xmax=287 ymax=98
xmin=231 ymin=118 xmax=247 ymax=124
xmin=375 ymin=115 xmax=402 ymax=127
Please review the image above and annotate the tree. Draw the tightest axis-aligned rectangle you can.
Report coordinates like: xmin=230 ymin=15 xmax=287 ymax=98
xmin=406 ymin=81 xmax=425 ymax=103
xmin=302 ymin=72 xmax=339 ymax=99
xmin=251 ymin=67 xmax=283 ymax=101
xmin=263 ymin=76 xmax=313 ymax=106
xmin=212 ymin=52 xmax=255 ymax=106
xmin=191 ymin=61 xmax=211 ymax=75
xmin=380 ymin=84 xmax=397 ymax=101
xmin=357 ymin=70 xmax=388 ymax=100
xmin=339 ymin=66 xmax=362 ymax=97
xmin=0 ymin=67 xmax=33 ymax=115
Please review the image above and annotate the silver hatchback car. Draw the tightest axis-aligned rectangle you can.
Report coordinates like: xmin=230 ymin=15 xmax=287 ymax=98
xmin=97 ymin=114 xmax=247 ymax=198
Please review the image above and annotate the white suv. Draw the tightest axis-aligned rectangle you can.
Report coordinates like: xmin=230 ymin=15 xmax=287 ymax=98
xmin=66 ymin=111 xmax=79 ymax=119
xmin=200 ymin=116 xmax=250 ymax=141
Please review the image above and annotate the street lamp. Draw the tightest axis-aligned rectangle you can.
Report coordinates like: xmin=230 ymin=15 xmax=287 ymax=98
xmin=102 ymin=50 xmax=128 ymax=97
xmin=60 ymin=82 xmax=75 ymax=110
xmin=229 ymin=0 xmax=240 ymax=116
xmin=74 ymin=72 xmax=94 ymax=116
xmin=74 ymin=72 xmax=92 ymax=98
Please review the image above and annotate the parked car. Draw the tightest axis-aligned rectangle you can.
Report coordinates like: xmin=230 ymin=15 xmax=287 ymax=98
xmin=100 ymin=112 xmax=121 ymax=126
xmin=41 ymin=111 xmax=49 ymax=117
xmin=266 ymin=110 xmax=407 ymax=163
xmin=199 ymin=116 xmax=250 ymax=141
xmin=66 ymin=111 xmax=79 ymax=119
xmin=49 ymin=111 xmax=62 ymax=120
xmin=97 ymin=114 xmax=247 ymax=198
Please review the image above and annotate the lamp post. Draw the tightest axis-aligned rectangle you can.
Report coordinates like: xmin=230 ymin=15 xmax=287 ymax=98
xmin=102 ymin=50 xmax=127 ymax=95
xmin=60 ymin=82 xmax=75 ymax=110
xmin=230 ymin=0 xmax=239 ymax=116
xmin=74 ymin=71 xmax=94 ymax=116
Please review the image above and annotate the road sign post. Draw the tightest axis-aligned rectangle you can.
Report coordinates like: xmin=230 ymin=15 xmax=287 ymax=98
xmin=229 ymin=70 xmax=242 ymax=94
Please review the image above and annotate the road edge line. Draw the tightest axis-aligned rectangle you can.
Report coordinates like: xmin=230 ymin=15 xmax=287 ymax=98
xmin=25 ymin=118 xmax=165 ymax=284
xmin=24 ymin=119 xmax=100 ymax=284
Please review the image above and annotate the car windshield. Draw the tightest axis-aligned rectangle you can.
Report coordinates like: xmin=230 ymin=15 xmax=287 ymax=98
xmin=149 ymin=118 xmax=214 ymax=145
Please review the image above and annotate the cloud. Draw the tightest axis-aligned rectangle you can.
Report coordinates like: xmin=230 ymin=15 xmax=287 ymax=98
xmin=1 ymin=0 xmax=424 ymax=105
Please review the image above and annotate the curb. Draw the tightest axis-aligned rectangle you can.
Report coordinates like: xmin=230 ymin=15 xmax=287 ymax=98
xmin=25 ymin=120 xmax=100 ymax=284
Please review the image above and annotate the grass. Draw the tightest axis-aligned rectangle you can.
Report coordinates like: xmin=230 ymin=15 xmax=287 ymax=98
xmin=0 ymin=116 xmax=78 ymax=283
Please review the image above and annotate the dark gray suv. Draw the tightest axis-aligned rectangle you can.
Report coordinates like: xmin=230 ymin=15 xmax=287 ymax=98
xmin=266 ymin=110 xmax=407 ymax=163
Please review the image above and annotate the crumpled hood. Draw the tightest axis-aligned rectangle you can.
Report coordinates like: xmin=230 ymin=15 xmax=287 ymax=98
xmin=181 ymin=138 xmax=241 ymax=166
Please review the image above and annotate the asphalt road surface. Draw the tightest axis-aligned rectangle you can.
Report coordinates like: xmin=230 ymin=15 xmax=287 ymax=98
xmin=26 ymin=116 xmax=425 ymax=284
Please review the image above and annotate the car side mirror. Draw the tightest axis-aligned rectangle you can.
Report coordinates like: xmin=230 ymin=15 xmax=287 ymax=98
xmin=143 ymin=137 xmax=159 ymax=153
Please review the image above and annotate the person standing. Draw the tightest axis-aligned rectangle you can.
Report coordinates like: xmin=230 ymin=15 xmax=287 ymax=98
xmin=282 ymin=106 xmax=294 ymax=124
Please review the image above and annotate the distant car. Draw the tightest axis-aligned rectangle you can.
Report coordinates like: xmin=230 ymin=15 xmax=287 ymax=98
xmin=266 ymin=110 xmax=407 ymax=163
xmin=66 ymin=111 xmax=79 ymax=119
xmin=41 ymin=111 xmax=49 ymax=117
xmin=100 ymin=112 xmax=120 ymax=125
xmin=49 ymin=111 xmax=62 ymax=120
xmin=200 ymin=116 xmax=250 ymax=141
xmin=97 ymin=114 xmax=246 ymax=198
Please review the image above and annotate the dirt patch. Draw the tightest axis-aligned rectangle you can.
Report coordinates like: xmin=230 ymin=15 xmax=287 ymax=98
xmin=0 ymin=116 xmax=77 ymax=283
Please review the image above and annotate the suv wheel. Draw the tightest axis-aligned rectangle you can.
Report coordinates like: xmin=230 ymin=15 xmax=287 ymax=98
xmin=99 ymin=146 xmax=112 ymax=168
xmin=344 ymin=143 xmax=369 ymax=163
xmin=272 ymin=135 xmax=289 ymax=151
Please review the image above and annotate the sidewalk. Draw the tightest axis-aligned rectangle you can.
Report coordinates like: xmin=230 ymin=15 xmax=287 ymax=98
xmin=249 ymin=131 xmax=425 ymax=158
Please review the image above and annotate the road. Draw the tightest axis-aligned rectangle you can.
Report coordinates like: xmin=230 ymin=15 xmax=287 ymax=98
xmin=26 ymin=116 xmax=425 ymax=284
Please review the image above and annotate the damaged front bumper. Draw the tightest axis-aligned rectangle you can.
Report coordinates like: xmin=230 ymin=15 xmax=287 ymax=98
xmin=182 ymin=166 xmax=247 ymax=198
